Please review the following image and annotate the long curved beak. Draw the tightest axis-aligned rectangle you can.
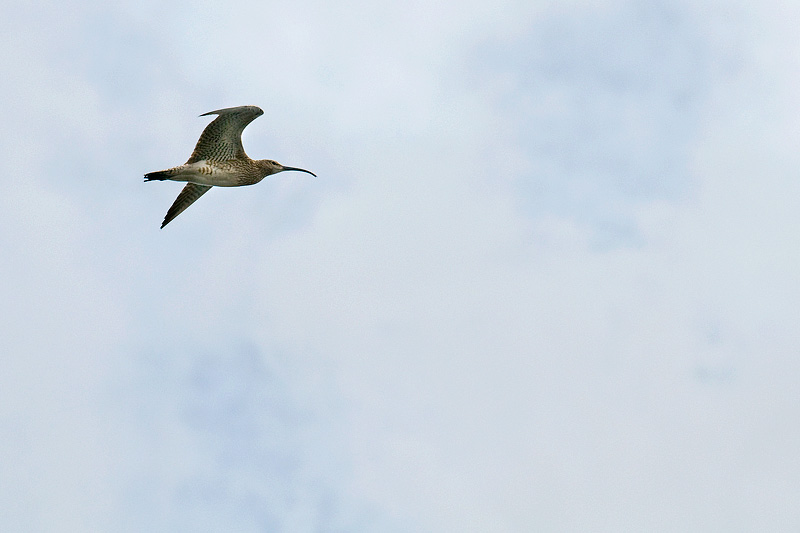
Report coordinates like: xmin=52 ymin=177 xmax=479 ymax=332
xmin=282 ymin=166 xmax=317 ymax=177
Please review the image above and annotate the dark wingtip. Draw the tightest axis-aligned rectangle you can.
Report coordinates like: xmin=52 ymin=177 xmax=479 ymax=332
xmin=199 ymin=105 xmax=263 ymax=117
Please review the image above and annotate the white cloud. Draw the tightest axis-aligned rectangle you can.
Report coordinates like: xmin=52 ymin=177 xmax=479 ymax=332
xmin=1 ymin=0 xmax=800 ymax=531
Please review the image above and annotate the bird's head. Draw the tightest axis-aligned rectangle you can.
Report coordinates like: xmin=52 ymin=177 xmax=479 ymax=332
xmin=258 ymin=159 xmax=317 ymax=178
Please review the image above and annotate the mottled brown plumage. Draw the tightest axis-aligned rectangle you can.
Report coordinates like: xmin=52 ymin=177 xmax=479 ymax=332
xmin=145 ymin=105 xmax=316 ymax=228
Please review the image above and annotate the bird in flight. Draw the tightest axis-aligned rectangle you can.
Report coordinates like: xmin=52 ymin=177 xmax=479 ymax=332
xmin=145 ymin=105 xmax=316 ymax=228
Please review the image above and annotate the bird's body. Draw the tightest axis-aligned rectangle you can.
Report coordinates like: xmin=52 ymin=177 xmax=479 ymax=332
xmin=145 ymin=105 xmax=315 ymax=228
xmin=147 ymin=158 xmax=277 ymax=187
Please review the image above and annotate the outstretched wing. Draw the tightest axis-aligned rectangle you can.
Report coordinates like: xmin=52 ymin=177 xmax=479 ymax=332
xmin=186 ymin=105 xmax=264 ymax=163
xmin=161 ymin=183 xmax=212 ymax=228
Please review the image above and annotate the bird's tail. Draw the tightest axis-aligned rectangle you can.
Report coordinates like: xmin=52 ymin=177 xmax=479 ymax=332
xmin=144 ymin=170 xmax=170 ymax=182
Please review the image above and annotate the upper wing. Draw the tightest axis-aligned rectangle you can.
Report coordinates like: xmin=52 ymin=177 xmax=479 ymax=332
xmin=161 ymin=183 xmax=212 ymax=228
xmin=186 ymin=105 xmax=264 ymax=163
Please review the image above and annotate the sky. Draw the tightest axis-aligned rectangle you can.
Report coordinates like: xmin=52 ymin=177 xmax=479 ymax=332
xmin=1 ymin=0 xmax=800 ymax=531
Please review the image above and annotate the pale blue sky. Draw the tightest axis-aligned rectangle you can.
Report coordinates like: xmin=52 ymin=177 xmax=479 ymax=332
xmin=2 ymin=0 xmax=800 ymax=531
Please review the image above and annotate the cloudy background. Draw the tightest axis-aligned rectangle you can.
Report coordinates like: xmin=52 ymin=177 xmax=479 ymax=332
xmin=2 ymin=0 xmax=799 ymax=530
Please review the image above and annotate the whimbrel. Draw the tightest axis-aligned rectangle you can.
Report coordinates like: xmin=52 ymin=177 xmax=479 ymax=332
xmin=145 ymin=105 xmax=316 ymax=228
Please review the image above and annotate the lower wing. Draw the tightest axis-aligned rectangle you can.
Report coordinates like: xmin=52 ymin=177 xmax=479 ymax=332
xmin=161 ymin=183 xmax=212 ymax=228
